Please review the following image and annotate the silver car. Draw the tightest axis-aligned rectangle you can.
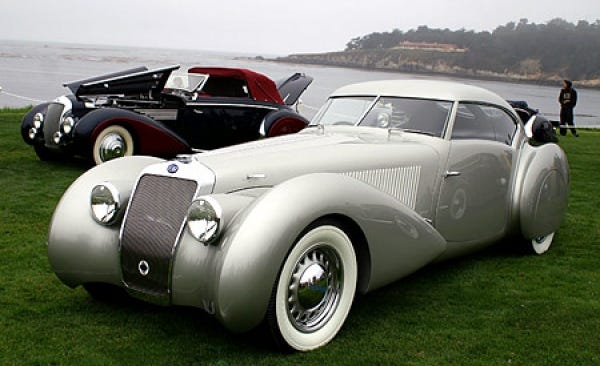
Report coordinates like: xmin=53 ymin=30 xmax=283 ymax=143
xmin=48 ymin=79 xmax=569 ymax=351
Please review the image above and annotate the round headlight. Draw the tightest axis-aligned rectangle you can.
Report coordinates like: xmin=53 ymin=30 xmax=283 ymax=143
xmin=52 ymin=131 xmax=62 ymax=144
xmin=28 ymin=127 xmax=37 ymax=140
xmin=33 ymin=112 xmax=44 ymax=129
xmin=62 ymin=116 xmax=75 ymax=134
xmin=91 ymin=182 xmax=120 ymax=225
xmin=187 ymin=197 xmax=221 ymax=244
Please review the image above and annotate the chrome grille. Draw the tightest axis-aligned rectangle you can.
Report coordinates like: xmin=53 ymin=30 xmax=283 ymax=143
xmin=43 ymin=102 xmax=64 ymax=146
xmin=120 ymin=174 xmax=197 ymax=300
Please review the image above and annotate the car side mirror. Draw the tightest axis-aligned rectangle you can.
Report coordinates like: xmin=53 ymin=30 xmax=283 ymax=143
xmin=530 ymin=115 xmax=558 ymax=144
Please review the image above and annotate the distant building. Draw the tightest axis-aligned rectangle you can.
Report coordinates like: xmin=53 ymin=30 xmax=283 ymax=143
xmin=394 ymin=41 xmax=467 ymax=53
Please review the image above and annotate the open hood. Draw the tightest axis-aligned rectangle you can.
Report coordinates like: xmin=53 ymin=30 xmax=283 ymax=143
xmin=276 ymin=73 xmax=313 ymax=106
xmin=63 ymin=65 xmax=180 ymax=98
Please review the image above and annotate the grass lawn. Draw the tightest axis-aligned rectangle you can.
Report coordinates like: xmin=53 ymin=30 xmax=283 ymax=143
xmin=1 ymin=108 xmax=598 ymax=365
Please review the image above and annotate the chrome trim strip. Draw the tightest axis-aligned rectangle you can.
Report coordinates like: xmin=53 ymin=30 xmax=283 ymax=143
xmin=186 ymin=102 xmax=278 ymax=110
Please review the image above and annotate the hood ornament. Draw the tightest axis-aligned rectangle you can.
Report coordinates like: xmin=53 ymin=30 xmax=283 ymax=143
xmin=167 ymin=163 xmax=179 ymax=173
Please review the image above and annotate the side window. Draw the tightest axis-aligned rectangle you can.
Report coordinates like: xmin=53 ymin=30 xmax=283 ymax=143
xmin=482 ymin=105 xmax=518 ymax=145
xmin=451 ymin=103 xmax=517 ymax=145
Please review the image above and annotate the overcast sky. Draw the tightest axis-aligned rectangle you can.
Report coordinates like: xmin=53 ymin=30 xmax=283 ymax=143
xmin=1 ymin=0 xmax=599 ymax=55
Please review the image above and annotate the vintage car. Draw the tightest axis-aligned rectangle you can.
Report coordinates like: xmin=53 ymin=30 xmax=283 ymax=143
xmin=47 ymin=80 xmax=569 ymax=351
xmin=22 ymin=65 xmax=312 ymax=164
xmin=508 ymin=100 xmax=559 ymax=142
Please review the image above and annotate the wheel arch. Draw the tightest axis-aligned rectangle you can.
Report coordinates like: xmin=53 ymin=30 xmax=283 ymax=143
xmin=515 ymin=142 xmax=570 ymax=240
xmin=212 ymin=173 xmax=445 ymax=333
xmin=74 ymin=108 xmax=190 ymax=157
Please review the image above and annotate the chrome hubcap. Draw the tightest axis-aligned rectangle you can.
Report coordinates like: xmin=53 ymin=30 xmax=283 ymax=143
xmin=98 ymin=133 xmax=126 ymax=162
xmin=286 ymin=246 xmax=342 ymax=333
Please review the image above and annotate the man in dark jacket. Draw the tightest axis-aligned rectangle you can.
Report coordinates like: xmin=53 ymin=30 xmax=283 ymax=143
xmin=559 ymin=79 xmax=578 ymax=136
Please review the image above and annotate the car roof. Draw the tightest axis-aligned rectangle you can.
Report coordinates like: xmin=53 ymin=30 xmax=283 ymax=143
xmin=188 ymin=67 xmax=284 ymax=104
xmin=330 ymin=79 xmax=512 ymax=110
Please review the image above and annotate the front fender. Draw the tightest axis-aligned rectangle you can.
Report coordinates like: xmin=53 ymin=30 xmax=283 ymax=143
xmin=21 ymin=102 xmax=51 ymax=144
xmin=212 ymin=173 xmax=446 ymax=332
xmin=73 ymin=108 xmax=190 ymax=156
xmin=48 ymin=156 xmax=164 ymax=287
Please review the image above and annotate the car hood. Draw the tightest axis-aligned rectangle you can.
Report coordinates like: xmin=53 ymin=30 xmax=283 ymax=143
xmin=194 ymin=126 xmax=444 ymax=196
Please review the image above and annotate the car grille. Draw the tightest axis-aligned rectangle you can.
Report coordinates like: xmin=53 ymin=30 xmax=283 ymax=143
xmin=43 ymin=102 xmax=64 ymax=146
xmin=120 ymin=174 xmax=197 ymax=301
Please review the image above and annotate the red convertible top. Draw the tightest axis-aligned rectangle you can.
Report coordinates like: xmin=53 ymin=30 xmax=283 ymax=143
xmin=188 ymin=67 xmax=285 ymax=105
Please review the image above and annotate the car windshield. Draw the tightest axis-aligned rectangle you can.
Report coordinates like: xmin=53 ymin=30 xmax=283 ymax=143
xmin=164 ymin=73 xmax=208 ymax=92
xmin=311 ymin=96 xmax=453 ymax=137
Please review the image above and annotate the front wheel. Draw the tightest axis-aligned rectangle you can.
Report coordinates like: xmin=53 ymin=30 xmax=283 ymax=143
xmin=92 ymin=125 xmax=134 ymax=165
xmin=34 ymin=144 xmax=61 ymax=161
xmin=267 ymin=224 xmax=357 ymax=352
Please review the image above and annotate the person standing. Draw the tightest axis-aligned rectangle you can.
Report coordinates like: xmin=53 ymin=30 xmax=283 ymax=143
xmin=559 ymin=79 xmax=578 ymax=136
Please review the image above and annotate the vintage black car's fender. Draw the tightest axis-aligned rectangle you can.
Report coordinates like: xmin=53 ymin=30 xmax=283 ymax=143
xmin=203 ymin=173 xmax=447 ymax=332
xmin=21 ymin=102 xmax=51 ymax=145
xmin=73 ymin=108 xmax=191 ymax=157
xmin=261 ymin=109 xmax=309 ymax=137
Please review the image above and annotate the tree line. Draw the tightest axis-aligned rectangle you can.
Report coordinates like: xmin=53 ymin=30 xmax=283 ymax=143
xmin=345 ymin=18 xmax=600 ymax=81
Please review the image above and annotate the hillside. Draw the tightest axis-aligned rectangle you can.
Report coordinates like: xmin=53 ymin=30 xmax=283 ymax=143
xmin=277 ymin=18 xmax=600 ymax=87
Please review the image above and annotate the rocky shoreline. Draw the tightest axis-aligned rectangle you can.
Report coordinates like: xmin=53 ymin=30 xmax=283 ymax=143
xmin=273 ymin=50 xmax=600 ymax=89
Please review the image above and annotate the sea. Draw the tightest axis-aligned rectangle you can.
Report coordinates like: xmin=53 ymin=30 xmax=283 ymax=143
xmin=1 ymin=40 xmax=599 ymax=127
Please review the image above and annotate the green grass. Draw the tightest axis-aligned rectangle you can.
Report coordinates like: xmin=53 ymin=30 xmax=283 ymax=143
xmin=1 ymin=109 xmax=599 ymax=365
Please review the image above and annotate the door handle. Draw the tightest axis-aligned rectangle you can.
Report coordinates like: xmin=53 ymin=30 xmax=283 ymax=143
xmin=444 ymin=171 xmax=461 ymax=178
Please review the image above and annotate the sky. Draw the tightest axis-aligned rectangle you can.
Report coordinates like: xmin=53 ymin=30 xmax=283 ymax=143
xmin=1 ymin=0 xmax=599 ymax=55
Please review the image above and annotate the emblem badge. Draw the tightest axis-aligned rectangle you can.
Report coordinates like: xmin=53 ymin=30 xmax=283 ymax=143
xmin=167 ymin=164 xmax=179 ymax=174
xmin=138 ymin=260 xmax=150 ymax=276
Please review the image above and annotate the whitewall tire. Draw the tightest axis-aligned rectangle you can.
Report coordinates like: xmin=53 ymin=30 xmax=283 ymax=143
xmin=268 ymin=224 xmax=357 ymax=351
xmin=531 ymin=232 xmax=555 ymax=254
xmin=92 ymin=125 xmax=134 ymax=165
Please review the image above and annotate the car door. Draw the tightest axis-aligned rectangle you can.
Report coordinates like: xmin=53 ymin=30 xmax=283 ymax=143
xmin=436 ymin=102 xmax=518 ymax=245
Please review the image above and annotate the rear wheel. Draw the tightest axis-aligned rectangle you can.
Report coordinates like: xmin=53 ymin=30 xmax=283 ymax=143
xmin=530 ymin=232 xmax=555 ymax=254
xmin=267 ymin=223 xmax=357 ymax=352
xmin=92 ymin=125 xmax=134 ymax=165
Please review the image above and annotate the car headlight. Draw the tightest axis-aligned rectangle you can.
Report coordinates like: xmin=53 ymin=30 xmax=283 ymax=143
xmin=62 ymin=116 xmax=75 ymax=134
xmin=52 ymin=131 xmax=62 ymax=144
xmin=90 ymin=182 xmax=120 ymax=225
xmin=187 ymin=197 xmax=221 ymax=245
xmin=28 ymin=128 xmax=37 ymax=140
xmin=33 ymin=112 xmax=44 ymax=129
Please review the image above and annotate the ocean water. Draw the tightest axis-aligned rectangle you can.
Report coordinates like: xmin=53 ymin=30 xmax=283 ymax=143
xmin=1 ymin=40 xmax=598 ymax=126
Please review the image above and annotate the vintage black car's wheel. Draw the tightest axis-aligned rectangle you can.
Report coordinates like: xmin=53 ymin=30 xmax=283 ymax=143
xmin=92 ymin=125 xmax=134 ymax=165
xmin=267 ymin=223 xmax=357 ymax=351
xmin=530 ymin=232 xmax=555 ymax=254
xmin=34 ymin=144 xmax=60 ymax=161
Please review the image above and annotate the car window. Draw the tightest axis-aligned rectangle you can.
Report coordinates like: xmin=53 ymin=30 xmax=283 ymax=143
xmin=359 ymin=97 xmax=451 ymax=137
xmin=451 ymin=103 xmax=517 ymax=144
xmin=311 ymin=96 xmax=377 ymax=126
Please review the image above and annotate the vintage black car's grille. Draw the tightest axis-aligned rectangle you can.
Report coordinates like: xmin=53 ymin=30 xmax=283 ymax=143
xmin=43 ymin=102 xmax=64 ymax=146
xmin=120 ymin=174 xmax=197 ymax=299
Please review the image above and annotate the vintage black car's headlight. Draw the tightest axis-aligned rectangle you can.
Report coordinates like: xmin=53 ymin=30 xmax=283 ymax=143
xmin=28 ymin=128 xmax=38 ymax=140
xmin=33 ymin=112 xmax=44 ymax=129
xmin=90 ymin=182 xmax=120 ymax=225
xmin=62 ymin=116 xmax=75 ymax=134
xmin=187 ymin=197 xmax=221 ymax=245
